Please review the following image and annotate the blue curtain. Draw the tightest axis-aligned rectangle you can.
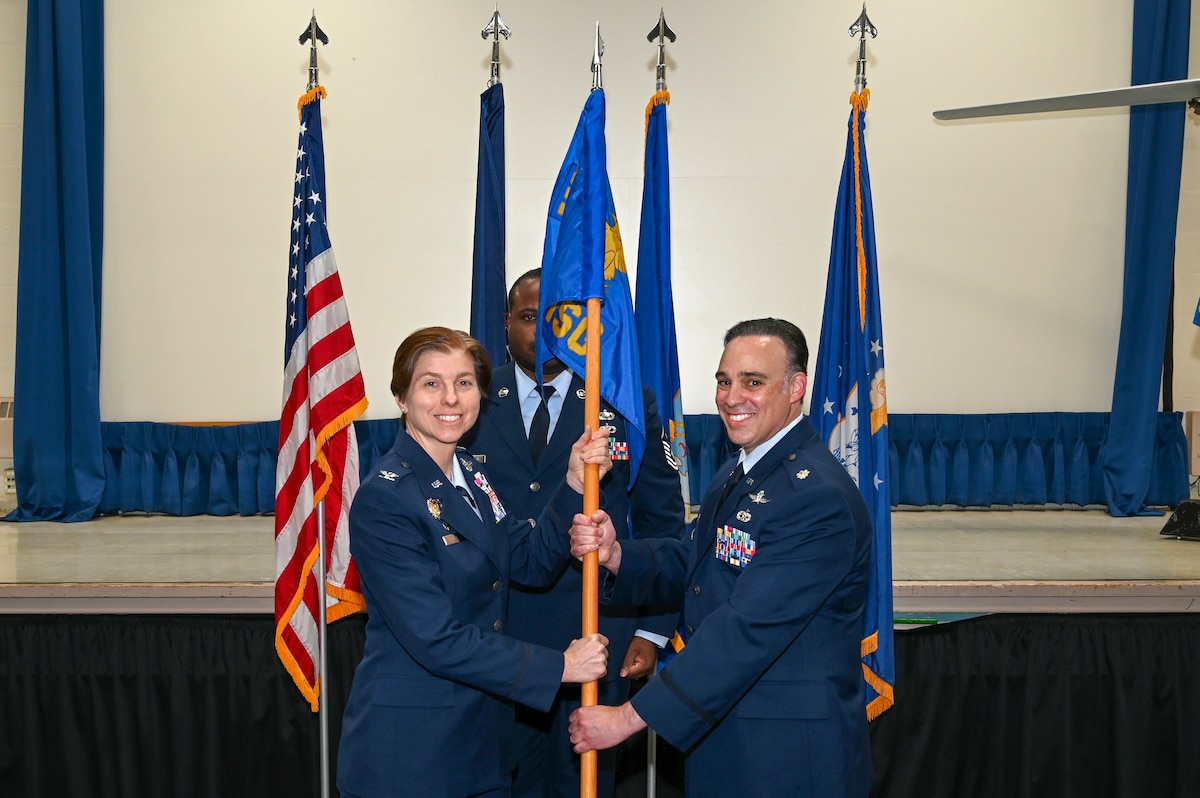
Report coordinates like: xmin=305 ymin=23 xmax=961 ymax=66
xmin=1103 ymin=0 xmax=1191 ymax=517
xmin=889 ymin=412 xmax=1186 ymax=508
xmin=7 ymin=0 xmax=106 ymax=522
xmin=93 ymin=412 xmax=1185 ymax=516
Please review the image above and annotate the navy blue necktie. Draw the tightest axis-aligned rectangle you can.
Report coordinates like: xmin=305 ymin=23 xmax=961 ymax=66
xmin=715 ymin=463 xmax=744 ymax=512
xmin=528 ymin=386 xmax=556 ymax=464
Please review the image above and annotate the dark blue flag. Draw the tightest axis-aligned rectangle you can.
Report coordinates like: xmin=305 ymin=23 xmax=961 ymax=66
xmin=635 ymin=92 xmax=692 ymax=517
xmin=810 ymin=89 xmax=895 ymax=720
xmin=538 ymin=90 xmax=645 ymax=480
xmin=470 ymin=83 xmax=507 ymax=365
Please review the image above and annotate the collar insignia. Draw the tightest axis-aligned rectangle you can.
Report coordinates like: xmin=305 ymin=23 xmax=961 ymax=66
xmin=576 ymin=388 xmax=586 ymax=399
xmin=430 ymin=479 xmax=443 ymax=488
xmin=796 ymin=469 xmax=811 ymax=480
xmin=497 ymin=387 xmax=510 ymax=398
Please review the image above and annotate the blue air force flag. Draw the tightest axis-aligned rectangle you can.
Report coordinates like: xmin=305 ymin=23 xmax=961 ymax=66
xmin=636 ymin=91 xmax=693 ymax=516
xmin=470 ymin=83 xmax=507 ymax=366
xmin=810 ymin=90 xmax=895 ymax=721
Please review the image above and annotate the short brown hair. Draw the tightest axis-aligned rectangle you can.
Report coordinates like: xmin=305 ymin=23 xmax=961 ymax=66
xmin=723 ymin=318 xmax=809 ymax=375
xmin=390 ymin=327 xmax=492 ymax=399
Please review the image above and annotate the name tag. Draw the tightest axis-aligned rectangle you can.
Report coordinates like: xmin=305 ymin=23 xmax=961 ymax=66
xmin=442 ymin=533 xmax=461 ymax=546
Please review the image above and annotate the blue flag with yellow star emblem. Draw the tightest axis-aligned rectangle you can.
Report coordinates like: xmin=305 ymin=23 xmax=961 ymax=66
xmin=811 ymin=89 xmax=895 ymax=721
xmin=538 ymin=90 xmax=645 ymax=480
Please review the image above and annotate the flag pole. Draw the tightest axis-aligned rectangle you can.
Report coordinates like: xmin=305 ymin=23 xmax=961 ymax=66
xmin=581 ymin=294 xmax=602 ymax=798
xmin=642 ymin=12 xmax=676 ymax=798
xmin=579 ymin=25 xmax=604 ymax=798
xmin=299 ymin=15 xmax=332 ymax=798
xmin=316 ymin=509 xmax=331 ymax=798
xmin=471 ymin=8 xmax=511 ymax=367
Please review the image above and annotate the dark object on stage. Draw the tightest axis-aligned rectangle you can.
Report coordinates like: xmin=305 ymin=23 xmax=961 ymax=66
xmin=1160 ymin=499 xmax=1200 ymax=540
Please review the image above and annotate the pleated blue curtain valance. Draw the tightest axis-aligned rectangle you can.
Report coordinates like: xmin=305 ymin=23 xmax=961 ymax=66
xmin=94 ymin=412 xmax=1188 ymax=517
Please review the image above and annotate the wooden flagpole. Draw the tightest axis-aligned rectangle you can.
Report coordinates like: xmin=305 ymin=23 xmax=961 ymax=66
xmin=580 ymin=296 xmax=602 ymax=798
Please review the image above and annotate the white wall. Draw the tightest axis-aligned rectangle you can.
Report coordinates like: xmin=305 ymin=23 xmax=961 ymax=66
xmin=0 ymin=0 xmax=24 ymax=404
xmin=2 ymin=0 xmax=1199 ymax=422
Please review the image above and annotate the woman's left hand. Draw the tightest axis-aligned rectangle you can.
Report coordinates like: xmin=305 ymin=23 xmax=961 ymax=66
xmin=566 ymin=426 xmax=612 ymax=494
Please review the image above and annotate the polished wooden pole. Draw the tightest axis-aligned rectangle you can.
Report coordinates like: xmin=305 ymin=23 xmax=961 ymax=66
xmin=580 ymin=296 xmax=602 ymax=798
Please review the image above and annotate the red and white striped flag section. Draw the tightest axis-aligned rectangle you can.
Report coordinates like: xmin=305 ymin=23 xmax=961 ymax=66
xmin=275 ymin=86 xmax=369 ymax=712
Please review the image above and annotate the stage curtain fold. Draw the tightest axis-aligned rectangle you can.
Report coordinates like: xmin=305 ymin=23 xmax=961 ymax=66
xmin=869 ymin=614 xmax=1200 ymax=798
xmin=0 ymin=615 xmax=367 ymax=798
xmin=7 ymin=0 xmax=106 ymax=523
xmin=1103 ymin=0 xmax=1191 ymax=516
xmin=4 ymin=614 xmax=1200 ymax=798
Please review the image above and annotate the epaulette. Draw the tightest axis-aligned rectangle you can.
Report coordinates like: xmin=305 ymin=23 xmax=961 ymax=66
xmin=784 ymin=452 xmax=825 ymax=488
xmin=371 ymin=459 xmax=414 ymax=484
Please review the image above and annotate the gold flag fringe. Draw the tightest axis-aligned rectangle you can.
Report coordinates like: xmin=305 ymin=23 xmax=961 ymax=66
xmin=643 ymin=91 xmax=671 ymax=139
xmin=297 ymin=86 xmax=327 ymax=118
xmin=850 ymin=88 xmax=870 ymax=333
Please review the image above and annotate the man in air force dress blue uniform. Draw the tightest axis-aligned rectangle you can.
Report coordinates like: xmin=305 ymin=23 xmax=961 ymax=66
xmin=568 ymin=318 xmax=875 ymax=798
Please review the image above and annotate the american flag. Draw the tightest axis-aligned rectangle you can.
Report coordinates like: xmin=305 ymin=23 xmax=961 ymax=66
xmin=275 ymin=87 xmax=368 ymax=712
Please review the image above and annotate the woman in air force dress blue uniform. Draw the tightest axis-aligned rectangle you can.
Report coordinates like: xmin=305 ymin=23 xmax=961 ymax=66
xmin=337 ymin=327 xmax=612 ymax=798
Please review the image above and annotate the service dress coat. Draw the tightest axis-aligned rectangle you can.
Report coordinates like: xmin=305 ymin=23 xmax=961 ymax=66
xmin=607 ymin=417 xmax=875 ymax=798
xmin=336 ymin=427 xmax=584 ymax=798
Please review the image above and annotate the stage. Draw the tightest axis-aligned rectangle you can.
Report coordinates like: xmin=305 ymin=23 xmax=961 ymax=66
xmin=4 ymin=508 xmax=1200 ymax=798
xmin=1 ymin=508 xmax=1197 ymax=615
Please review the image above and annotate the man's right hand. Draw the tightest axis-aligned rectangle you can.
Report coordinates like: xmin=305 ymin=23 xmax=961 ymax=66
xmin=561 ymin=633 xmax=609 ymax=684
xmin=568 ymin=702 xmax=647 ymax=753
xmin=569 ymin=510 xmax=622 ymax=573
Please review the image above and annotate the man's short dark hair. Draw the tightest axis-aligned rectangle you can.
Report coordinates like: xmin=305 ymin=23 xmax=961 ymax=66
xmin=507 ymin=268 xmax=542 ymax=311
xmin=723 ymin=318 xmax=809 ymax=375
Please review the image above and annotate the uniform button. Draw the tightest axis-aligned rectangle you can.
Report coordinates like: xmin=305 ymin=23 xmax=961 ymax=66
xmin=686 ymin=625 xmax=695 ymax=635
xmin=530 ymin=482 xmax=541 ymax=492
xmin=492 ymin=580 xmax=502 ymax=592
xmin=493 ymin=620 xmax=503 ymax=631
xmin=692 ymin=585 xmax=701 ymax=595
xmin=788 ymin=453 xmax=797 ymax=461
